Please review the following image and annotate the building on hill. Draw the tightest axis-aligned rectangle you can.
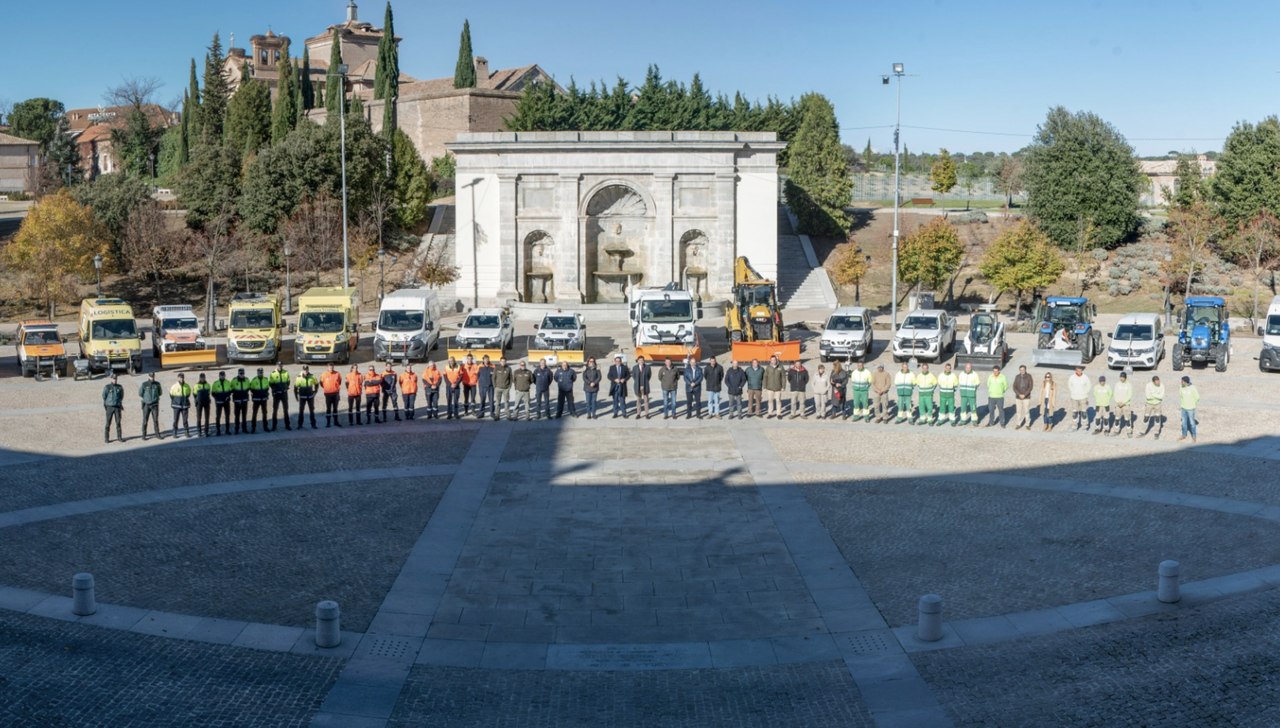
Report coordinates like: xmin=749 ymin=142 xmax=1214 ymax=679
xmin=63 ymin=105 xmax=178 ymax=180
xmin=0 ymin=132 xmax=40 ymax=194
xmin=1139 ymin=156 xmax=1215 ymax=207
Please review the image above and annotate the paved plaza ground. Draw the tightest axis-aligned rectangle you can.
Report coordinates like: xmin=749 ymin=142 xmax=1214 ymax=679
xmin=1 ymin=320 xmax=1279 ymax=726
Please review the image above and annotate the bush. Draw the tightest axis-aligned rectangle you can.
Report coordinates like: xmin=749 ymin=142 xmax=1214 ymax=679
xmin=1129 ymin=274 xmax=1143 ymax=289
xmin=1091 ymin=247 xmax=1109 ymax=261
xmin=1108 ymin=267 xmax=1123 ymax=279
xmin=1108 ymin=283 xmax=1121 ymax=296
xmin=1118 ymin=283 xmax=1132 ymax=295
xmin=1230 ymin=274 xmax=1244 ymax=287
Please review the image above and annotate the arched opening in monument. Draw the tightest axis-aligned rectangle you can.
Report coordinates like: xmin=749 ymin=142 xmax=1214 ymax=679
xmin=679 ymin=229 xmax=709 ymax=301
xmin=584 ymin=184 xmax=650 ymax=303
xmin=523 ymin=230 xmax=555 ymax=303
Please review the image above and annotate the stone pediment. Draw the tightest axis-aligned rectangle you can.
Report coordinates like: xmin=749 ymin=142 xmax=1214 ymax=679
xmin=585 ymin=185 xmax=648 ymax=217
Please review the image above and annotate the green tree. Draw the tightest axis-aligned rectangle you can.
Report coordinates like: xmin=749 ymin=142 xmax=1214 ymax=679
xmin=45 ymin=116 xmax=81 ymax=188
xmin=225 ymin=78 xmax=272 ymax=154
xmin=300 ymin=47 xmax=315 ymax=111
xmin=239 ymin=121 xmax=338 ymax=233
xmin=178 ymin=140 xmax=241 ymax=229
xmin=624 ymin=65 xmax=672 ymax=130
xmin=198 ymin=34 xmax=230 ymax=142
xmin=978 ymin=220 xmax=1064 ymax=320
xmin=390 ymin=129 xmax=432 ymax=229
xmin=4 ymin=190 xmax=109 ymax=316
xmin=272 ymin=56 xmax=299 ymax=144
xmin=958 ymin=161 xmax=983 ymax=209
xmin=782 ymin=93 xmax=852 ymax=237
xmin=1211 ymin=117 xmax=1280 ymax=227
xmin=504 ymin=80 xmax=564 ymax=131
xmin=1022 ymin=106 xmax=1143 ymax=249
xmin=185 ymin=58 xmax=201 ymax=140
xmin=72 ymin=173 xmax=152 ymax=260
xmin=898 ymin=217 xmax=964 ymax=293
xmin=178 ymin=90 xmax=191 ymax=166
xmin=375 ymin=0 xmax=400 ymax=142
xmin=1165 ymin=198 xmax=1223 ymax=296
xmin=994 ymin=154 xmax=1023 ymax=208
xmin=156 ymin=124 xmax=184 ymax=181
xmin=453 ymin=20 xmax=476 ymax=88
xmin=1168 ymin=154 xmax=1205 ymax=209
xmin=929 ymin=149 xmax=958 ymax=195
xmin=8 ymin=98 xmax=65 ymax=150
xmin=863 ymin=138 xmax=874 ymax=169
xmin=325 ymin=29 xmax=345 ymax=118
xmin=1222 ymin=210 xmax=1280 ymax=327
xmin=111 ymin=106 xmax=163 ymax=177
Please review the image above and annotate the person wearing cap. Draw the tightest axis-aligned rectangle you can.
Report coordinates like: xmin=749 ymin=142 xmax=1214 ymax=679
xmin=683 ymin=355 xmax=705 ymax=419
xmin=380 ymin=362 xmax=401 ymax=422
xmin=608 ymin=355 xmax=630 ymax=418
xmin=1112 ymin=370 xmax=1134 ymax=437
xmin=492 ymin=357 xmax=513 ymax=420
xmin=985 ymin=365 xmax=1009 ymax=427
xmin=893 ymin=363 xmax=916 ymax=424
xmin=1012 ymin=365 xmax=1034 ymax=430
xmin=363 ymin=365 xmax=383 ymax=423
xmin=321 ymin=364 xmax=344 ymax=427
xmin=1092 ymin=375 xmax=1114 ymax=435
xmin=476 ymin=355 xmax=496 ymax=419
xmin=399 ymin=363 xmax=419 ymax=420
xmin=724 ymin=359 xmax=747 ymax=418
xmin=631 ymin=355 xmax=652 ymax=419
xmin=704 ymin=356 xmax=725 ymax=419
xmin=102 ymin=373 xmax=125 ymax=443
xmin=1066 ymin=365 xmax=1091 ymax=431
xmin=169 ymin=372 xmax=193 ymax=438
xmin=1178 ymin=375 xmax=1200 ymax=443
xmin=1040 ymin=372 xmax=1057 ymax=431
xmin=582 ymin=357 xmax=603 ymax=419
xmin=345 ymin=365 xmax=364 ymax=425
xmin=956 ymin=362 xmax=980 ymax=426
xmin=511 ymin=360 xmax=534 ymax=420
xmin=139 ymin=372 xmax=163 ymax=440
xmin=871 ymin=363 xmax=893 ymax=423
xmin=423 ymin=361 xmax=444 ymax=419
xmin=1140 ymin=375 xmax=1165 ymax=439
xmin=913 ymin=363 xmax=936 ymax=425
xmin=211 ymin=370 xmax=233 ymax=435
xmin=229 ymin=367 xmax=251 ymax=434
xmin=247 ymin=367 xmax=271 ymax=433
xmin=194 ymin=372 xmax=212 ymax=437
xmin=936 ymin=363 xmax=958 ymax=426
xmin=294 ymin=365 xmax=319 ymax=429
xmin=268 ymin=363 xmax=293 ymax=432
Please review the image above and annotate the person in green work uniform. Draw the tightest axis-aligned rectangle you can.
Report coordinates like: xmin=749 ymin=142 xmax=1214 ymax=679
xmin=169 ymin=372 xmax=193 ymax=438
xmin=139 ymin=372 xmax=163 ymax=440
xmin=986 ymin=365 xmax=1009 ymax=428
xmin=247 ymin=367 xmax=270 ymax=433
xmin=294 ymin=365 xmax=319 ymax=429
xmin=1178 ymin=375 xmax=1200 ymax=443
xmin=268 ymin=363 xmax=292 ymax=432
xmin=211 ymin=370 xmax=233 ymax=435
xmin=850 ymin=361 xmax=872 ymax=421
xmin=194 ymin=372 xmax=212 ymax=437
xmin=894 ymin=363 xmax=916 ymax=424
xmin=957 ymin=363 xmax=981 ymax=426
xmin=915 ymin=363 xmax=937 ymax=425
xmin=1092 ymin=375 xmax=1114 ymax=435
xmin=936 ymin=363 xmax=958 ymax=427
xmin=103 ymin=373 xmax=125 ymax=444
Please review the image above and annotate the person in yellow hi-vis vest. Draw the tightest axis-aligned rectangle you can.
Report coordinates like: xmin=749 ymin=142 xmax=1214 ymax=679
xmin=894 ymin=363 xmax=916 ymax=424
xmin=169 ymin=373 xmax=193 ymax=438
xmin=936 ymin=363 xmax=959 ymax=426
xmin=1092 ymin=375 xmax=1114 ymax=435
xmin=914 ymin=363 xmax=938 ymax=426
xmin=957 ymin=363 xmax=981 ymax=425
xmin=849 ymin=361 xmax=872 ymax=421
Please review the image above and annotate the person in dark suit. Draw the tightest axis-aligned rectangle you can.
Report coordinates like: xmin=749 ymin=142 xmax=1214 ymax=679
xmin=608 ymin=355 xmax=630 ymax=417
xmin=631 ymin=355 xmax=652 ymax=419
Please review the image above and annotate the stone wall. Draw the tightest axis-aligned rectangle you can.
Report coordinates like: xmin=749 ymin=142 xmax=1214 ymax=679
xmin=0 ymin=144 xmax=37 ymax=193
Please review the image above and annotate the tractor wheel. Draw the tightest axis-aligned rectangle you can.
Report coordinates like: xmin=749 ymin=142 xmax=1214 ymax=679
xmin=1215 ymin=348 xmax=1228 ymax=372
xmin=1080 ymin=337 xmax=1094 ymax=364
xmin=1037 ymin=333 xmax=1052 ymax=349
xmin=1171 ymin=350 xmax=1184 ymax=371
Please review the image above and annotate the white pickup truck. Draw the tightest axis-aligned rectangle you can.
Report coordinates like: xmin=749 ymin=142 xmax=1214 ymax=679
xmin=892 ymin=309 xmax=956 ymax=363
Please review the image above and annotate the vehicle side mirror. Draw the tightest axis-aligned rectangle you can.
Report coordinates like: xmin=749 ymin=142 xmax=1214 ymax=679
xmin=61 ymin=335 xmax=68 ymax=343
xmin=1259 ymin=325 xmax=1265 ymax=336
xmin=139 ymin=331 xmax=146 ymax=341
xmin=216 ymin=319 xmax=226 ymax=331
xmin=288 ymin=324 xmax=297 ymax=334
xmin=1106 ymin=333 xmax=1113 ymax=338
xmin=277 ymin=321 xmax=286 ymax=329
xmin=425 ymin=321 xmax=434 ymax=331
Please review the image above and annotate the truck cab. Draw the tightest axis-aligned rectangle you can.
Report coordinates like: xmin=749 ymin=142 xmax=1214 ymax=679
xmin=293 ymin=287 xmax=360 ymax=364
xmin=15 ymin=319 xmax=67 ymax=378
xmin=151 ymin=305 xmax=206 ymax=357
xmin=630 ymin=285 xmax=702 ymax=361
xmin=819 ymin=307 xmax=873 ymax=362
xmin=1257 ymin=295 xmax=1280 ymax=372
xmin=78 ymin=298 xmax=143 ymax=374
xmin=892 ymin=309 xmax=955 ymax=363
xmin=375 ymin=288 xmax=441 ymax=362
xmin=225 ymin=293 xmax=283 ymax=363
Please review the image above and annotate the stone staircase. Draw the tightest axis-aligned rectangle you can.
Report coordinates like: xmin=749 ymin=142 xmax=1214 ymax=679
xmin=776 ymin=207 xmax=836 ymax=309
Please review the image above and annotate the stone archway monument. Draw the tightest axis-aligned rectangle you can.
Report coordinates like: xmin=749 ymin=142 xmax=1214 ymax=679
xmin=446 ymin=131 xmax=785 ymax=308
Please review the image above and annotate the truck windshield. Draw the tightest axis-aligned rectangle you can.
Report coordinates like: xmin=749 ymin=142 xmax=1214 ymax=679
xmin=24 ymin=330 xmax=60 ymax=345
xmin=162 ymin=317 xmax=199 ymax=331
xmin=826 ymin=316 xmax=864 ymax=332
xmin=299 ymin=312 xmax=345 ymax=333
xmin=379 ymin=310 xmax=424 ymax=332
xmin=902 ymin=316 xmax=938 ymax=330
xmin=1185 ymin=306 xmax=1222 ymax=326
xmin=640 ymin=300 xmax=692 ymax=323
xmin=1267 ymin=315 xmax=1280 ymax=336
xmin=231 ymin=310 xmax=275 ymax=328
xmin=1046 ymin=306 xmax=1080 ymax=325
xmin=1114 ymin=324 xmax=1153 ymax=341
xmin=464 ymin=315 xmax=500 ymax=329
xmin=542 ymin=316 xmax=577 ymax=330
xmin=91 ymin=319 xmax=137 ymax=339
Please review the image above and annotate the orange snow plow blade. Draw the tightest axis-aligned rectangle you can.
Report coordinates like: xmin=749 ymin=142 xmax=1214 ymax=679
xmin=731 ymin=340 xmax=801 ymax=362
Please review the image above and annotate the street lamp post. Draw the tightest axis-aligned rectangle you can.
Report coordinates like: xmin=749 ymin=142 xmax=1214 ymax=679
xmin=378 ymin=247 xmax=386 ymax=301
xmin=283 ymin=243 xmax=293 ymax=314
xmin=93 ymin=254 xmax=103 ymax=297
xmin=329 ymin=64 xmax=351 ymax=289
xmin=884 ymin=62 xmax=905 ymax=329
xmin=855 ymin=247 xmax=871 ymax=304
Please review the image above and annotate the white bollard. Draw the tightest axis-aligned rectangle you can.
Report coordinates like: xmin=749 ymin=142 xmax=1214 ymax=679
xmin=916 ymin=594 xmax=943 ymax=642
xmin=72 ymin=573 xmax=96 ymax=616
xmin=315 ymin=600 xmax=341 ymax=647
xmin=1158 ymin=560 xmax=1181 ymax=603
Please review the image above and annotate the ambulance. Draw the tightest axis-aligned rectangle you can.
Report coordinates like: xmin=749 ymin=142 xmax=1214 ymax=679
xmin=292 ymin=287 xmax=360 ymax=363
xmin=78 ymin=298 xmax=144 ymax=374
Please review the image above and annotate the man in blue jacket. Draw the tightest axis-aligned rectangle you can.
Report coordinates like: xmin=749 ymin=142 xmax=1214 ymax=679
xmin=682 ymin=356 xmax=705 ymax=419
xmin=533 ymin=359 xmax=554 ymax=420
xmin=553 ymin=361 xmax=578 ymax=418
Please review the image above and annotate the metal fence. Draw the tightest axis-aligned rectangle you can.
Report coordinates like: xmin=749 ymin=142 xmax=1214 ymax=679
xmin=852 ymin=173 xmax=1014 ymax=202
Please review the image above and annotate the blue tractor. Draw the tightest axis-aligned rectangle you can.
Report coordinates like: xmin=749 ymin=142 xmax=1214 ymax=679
xmin=1172 ymin=296 xmax=1231 ymax=372
xmin=1032 ymin=296 xmax=1102 ymax=366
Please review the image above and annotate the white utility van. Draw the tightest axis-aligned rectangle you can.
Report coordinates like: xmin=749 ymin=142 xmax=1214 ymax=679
xmin=1106 ymin=313 xmax=1165 ymax=370
xmin=1258 ymin=295 xmax=1280 ymax=372
xmin=374 ymin=288 xmax=441 ymax=361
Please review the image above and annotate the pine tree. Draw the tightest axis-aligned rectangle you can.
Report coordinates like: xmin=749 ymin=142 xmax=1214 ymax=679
xmin=782 ymin=93 xmax=852 ymax=237
xmin=374 ymin=1 xmax=400 ymax=142
xmin=929 ymin=149 xmax=958 ymax=194
xmin=325 ymin=29 xmax=344 ymax=118
xmin=453 ymin=20 xmax=476 ymax=88
xmin=187 ymin=58 xmax=201 ymax=139
xmin=225 ymin=78 xmax=272 ymax=154
xmin=272 ymin=56 xmax=299 ymax=144
xmin=178 ymin=90 xmax=191 ymax=166
xmin=198 ymin=34 xmax=230 ymax=143
xmin=300 ymin=47 xmax=315 ymax=110
xmin=863 ymin=138 xmax=873 ymax=168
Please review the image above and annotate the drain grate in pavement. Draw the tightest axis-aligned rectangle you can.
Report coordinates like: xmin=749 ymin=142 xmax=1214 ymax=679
xmin=839 ymin=632 xmax=891 ymax=656
xmin=366 ymin=637 xmax=414 ymax=659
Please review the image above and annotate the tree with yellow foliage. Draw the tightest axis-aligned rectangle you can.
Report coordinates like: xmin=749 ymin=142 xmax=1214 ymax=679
xmin=3 ymin=189 xmax=109 ymax=317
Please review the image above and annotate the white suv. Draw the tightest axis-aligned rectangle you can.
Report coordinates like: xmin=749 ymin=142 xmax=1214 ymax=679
xmin=455 ymin=308 xmax=513 ymax=350
xmin=533 ymin=312 xmax=586 ymax=351
xmin=892 ymin=309 xmax=956 ymax=363
xmin=819 ymin=307 xmax=873 ymax=362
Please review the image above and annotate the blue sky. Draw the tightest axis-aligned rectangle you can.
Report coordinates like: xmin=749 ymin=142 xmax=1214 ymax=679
xmin=3 ymin=0 xmax=1275 ymax=156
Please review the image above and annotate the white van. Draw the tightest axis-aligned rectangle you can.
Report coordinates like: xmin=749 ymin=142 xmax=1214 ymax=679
xmin=374 ymin=288 xmax=441 ymax=361
xmin=1106 ymin=313 xmax=1165 ymax=370
xmin=1258 ymin=295 xmax=1280 ymax=372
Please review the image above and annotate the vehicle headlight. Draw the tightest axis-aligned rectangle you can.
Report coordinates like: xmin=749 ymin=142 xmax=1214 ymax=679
xmin=375 ymin=334 xmax=387 ymax=343
xmin=335 ymin=334 xmax=347 ymax=344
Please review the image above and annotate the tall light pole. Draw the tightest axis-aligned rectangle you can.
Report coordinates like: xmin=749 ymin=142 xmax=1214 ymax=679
xmin=378 ymin=247 xmax=386 ymax=301
xmin=330 ymin=64 xmax=351 ymax=289
xmin=283 ymin=243 xmax=293 ymax=314
xmin=884 ymin=62 xmax=905 ymax=329
xmin=93 ymin=254 xmax=103 ymax=297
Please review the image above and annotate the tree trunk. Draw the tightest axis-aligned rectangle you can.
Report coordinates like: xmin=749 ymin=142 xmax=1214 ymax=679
xmin=1013 ymin=289 xmax=1023 ymax=322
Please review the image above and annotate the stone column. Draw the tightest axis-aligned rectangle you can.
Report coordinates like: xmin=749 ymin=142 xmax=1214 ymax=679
xmin=557 ymin=174 xmax=582 ymax=303
xmin=711 ymin=172 xmax=738 ymax=299
xmin=651 ymin=174 xmax=675 ymax=286
xmin=496 ymin=174 xmax=519 ymax=303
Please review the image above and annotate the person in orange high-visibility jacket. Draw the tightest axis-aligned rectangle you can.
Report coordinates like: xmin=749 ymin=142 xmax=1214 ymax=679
xmin=443 ymin=358 xmax=464 ymax=420
xmin=461 ymin=355 xmax=480 ymax=416
xmin=345 ymin=365 xmax=363 ymax=425
xmin=320 ymin=364 xmax=344 ymax=428
xmin=422 ymin=362 xmax=443 ymax=419
xmin=363 ymin=365 xmax=383 ymax=424
xmin=399 ymin=364 xmax=420 ymax=420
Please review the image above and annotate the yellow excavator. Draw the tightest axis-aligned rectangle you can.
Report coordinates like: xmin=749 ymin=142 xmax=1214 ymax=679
xmin=726 ymin=256 xmax=801 ymax=362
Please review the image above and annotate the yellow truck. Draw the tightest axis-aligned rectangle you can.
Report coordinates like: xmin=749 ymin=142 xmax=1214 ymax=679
xmin=79 ymin=297 xmax=144 ymax=374
xmin=292 ymin=287 xmax=360 ymax=364
xmin=15 ymin=319 xmax=68 ymax=379
xmin=224 ymin=293 xmax=283 ymax=363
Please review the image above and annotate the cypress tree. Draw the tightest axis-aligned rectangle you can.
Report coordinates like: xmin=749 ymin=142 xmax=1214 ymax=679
xmin=187 ymin=58 xmax=202 ymax=139
xmin=453 ymin=20 xmax=476 ymax=88
xmin=375 ymin=1 xmax=400 ymax=142
xmin=198 ymin=34 xmax=230 ymax=142
xmin=272 ymin=55 xmax=299 ymax=144
xmin=325 ymin=29 xmax=344 ymax=118
xmin=178 ymin=90 xmax=190 ymax=165
xmin=225 ymin=78 xmax=272 ymax=154
xmin=300 ymin=47 xmax=315 ymax=110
